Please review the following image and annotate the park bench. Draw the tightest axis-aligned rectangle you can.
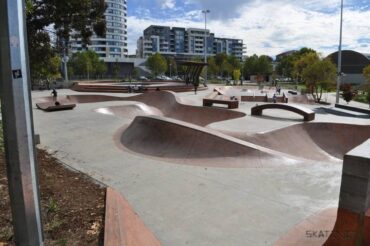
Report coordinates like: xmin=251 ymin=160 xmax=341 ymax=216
xmin=251 ymin=103 xmax=315 ymax=121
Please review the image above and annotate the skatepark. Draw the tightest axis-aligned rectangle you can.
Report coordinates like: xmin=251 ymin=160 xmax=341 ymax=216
xmin=32 ymin=86 xmax=370 ymax=245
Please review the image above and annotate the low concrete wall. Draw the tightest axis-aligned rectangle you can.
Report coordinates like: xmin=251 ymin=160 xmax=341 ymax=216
xmin=335 ymin=103 xmax=370 ymax=115
xmin=339 ymin=139 xmax=370 ymax=214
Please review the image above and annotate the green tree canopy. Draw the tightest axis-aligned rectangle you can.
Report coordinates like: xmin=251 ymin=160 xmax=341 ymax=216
xmin=166 ymin=57 xmax=177 ymax=77
xmin=276 ymin=47 xmax=317 ymax=78
xmin=25 ymin=0 xmax=106 ymax=85
xmin=68 ymin=50 xmax=106 ymax=79
xmin=363 ymin=66 xmax=370 ymax=107
xmin=302 ymin=58 xmax=337 ymax=103
xmin=147 ymin=53 xmax=168 ymax=77
xmin=207 ymin=57 xmax=219 ymax=77
xmin=363 ymin=65 xmax=370 ymax=86
xmin=293 ymin=52 xmax=320 ymax=82
xmin=232 ymin=69 xmax=241 ymax=81
xmin=26 ymin=0 xmax=106 ymax=46
xmin=243 ymin=54 xmax=272 ymax=81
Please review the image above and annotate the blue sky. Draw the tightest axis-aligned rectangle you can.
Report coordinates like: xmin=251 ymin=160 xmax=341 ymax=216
xmin=126 ymin=0 xmax=370 ymax=56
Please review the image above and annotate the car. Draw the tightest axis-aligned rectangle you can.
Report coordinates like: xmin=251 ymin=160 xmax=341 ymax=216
xmin=156 ymin=75 xmax=172 ymax=81
xmin=139 ymin=76 xmax=149 ymax=81
xmin=172 ymin=76 xmax=183 ymax=81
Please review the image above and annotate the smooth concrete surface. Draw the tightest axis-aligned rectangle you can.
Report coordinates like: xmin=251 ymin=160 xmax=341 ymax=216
xmin=31 ymin=87 xmax=370 ymax=246
xmin=339 ymin=139 xmax=370 ymax=214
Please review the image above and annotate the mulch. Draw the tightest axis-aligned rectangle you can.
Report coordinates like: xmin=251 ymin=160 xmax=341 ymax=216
xmin=0 ymin=148 xmax=106 ymax=245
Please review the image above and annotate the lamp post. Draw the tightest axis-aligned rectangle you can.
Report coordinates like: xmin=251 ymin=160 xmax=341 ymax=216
xmin=335 ymin=0 xmax=344 ymax=104
xmin=170 ymin=63 xmax=172 ymax=78
xmin=202 ymin=9 xmax=210 ymax=85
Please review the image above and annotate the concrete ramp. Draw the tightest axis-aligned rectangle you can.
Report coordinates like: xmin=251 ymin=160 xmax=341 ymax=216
xmin=37 ymin=91 xmax=246 ymax=126
xmin=117 ymin=116 xmax=300 ymax=168
xmin=98 ymin=91 xmax=246 ymax=126
xmin=95 ymin=103 xmax=163 ymax=120
xmin=227 ymin=123 xmax=370 ymax=161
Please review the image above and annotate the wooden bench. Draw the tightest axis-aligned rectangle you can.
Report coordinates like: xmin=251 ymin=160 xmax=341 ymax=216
xmin=104 ymin=187 xmax=161 ymax=246
xmin=203 ymin=92 xmax=239 ymax=109
xmin=251 ymin=103 xmax=315 ymax=121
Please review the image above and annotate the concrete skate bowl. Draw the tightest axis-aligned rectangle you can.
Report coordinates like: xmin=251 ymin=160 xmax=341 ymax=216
xmin=95 ymin=103 xmax=164 ymax=120
xmin=225 ymin=123 xmax=370 ymax=161
xmin=95 ymin=91 xmax=246 ymax=126
xmin=116 ymin=115 xmax=301 ymax=168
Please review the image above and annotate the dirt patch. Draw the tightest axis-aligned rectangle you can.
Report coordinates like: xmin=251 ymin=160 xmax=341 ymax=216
xmin=0 ymin=148 xmax=106 ymax=245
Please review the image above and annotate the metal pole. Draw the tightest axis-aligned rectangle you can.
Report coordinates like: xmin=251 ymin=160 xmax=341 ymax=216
xmin=0 ymin=0 xmax=44 ymax=245
xmin=335 ymin=0 xmax=344 ymax=104
xmin=202 ymin=10 xmax=210 ymax=85
xmin=63 ymin=43 xmax=69 ymax=85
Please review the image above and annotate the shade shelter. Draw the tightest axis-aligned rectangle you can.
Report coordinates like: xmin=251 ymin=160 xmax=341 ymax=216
xmin=177 ymin=61 xmax=208 ymax=94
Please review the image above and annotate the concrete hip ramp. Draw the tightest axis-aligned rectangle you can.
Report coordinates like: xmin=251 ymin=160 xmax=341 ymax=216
xmin=117 ymin=116 xmax=300 ymax=168
xmin=95 ymin=91 xmax=246 ymax=126
xmin=226 ymin=123 xmax=370 ymax=161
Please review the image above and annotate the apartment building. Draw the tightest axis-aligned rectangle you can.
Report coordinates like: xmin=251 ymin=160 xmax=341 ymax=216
xmin=137 ymin=25 xmax=245 ymax=61
xmin=70 ymin=0 xmax=128 ymax=61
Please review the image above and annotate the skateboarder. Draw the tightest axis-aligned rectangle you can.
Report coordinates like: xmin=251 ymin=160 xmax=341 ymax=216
xmin=51 ymin=89 xmax=60 ymax=105
xmin=51 ymin=89 xmax=58 ymax=98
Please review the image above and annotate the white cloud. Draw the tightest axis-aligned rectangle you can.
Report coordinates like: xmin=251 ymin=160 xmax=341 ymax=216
xmin=127 ymin=1 xmax=370 ymax=57
xmin=157 ymin=0 xmax=176 ymax=9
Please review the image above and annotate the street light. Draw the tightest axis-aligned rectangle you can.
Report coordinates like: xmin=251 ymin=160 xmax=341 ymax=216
xmin=335 ymin=0 xmax=344 ymax=104
xmin=202 ymin=9 xmax=210 ymax=85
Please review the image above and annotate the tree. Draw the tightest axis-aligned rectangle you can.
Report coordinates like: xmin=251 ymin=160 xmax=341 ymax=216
xmin=26 ymin=0 xmax=106 ymax=48
xmin=28 ymin=30 xmax=61 ymax=86
xmin=364 ymin=65 xmax=370 ymax=86
xmin=214 ymin=53 xmax=228 ymax=76
xmin=95 ymin=60 xmax=107 ymax=78
xmin=112 ymin=59 xmax=121 ymax=79
xmin=362 ymin=65 xmax=370 ymax=107
xmin=302 ymin=58 xmax=337 ymax=103
xmin=132 ymin=68 xmax=140 ymax=79
xmin=243 ymin=55 xmax=258 ymax=79
xmin=68 ymin=50 xmax=106 ymax=79
xmin=25 ymin=0 xmax=106 ymax=85
xmin=255 ymin=55 xmax=272 ymax=81
xmin=207 ymin=57 xmax=218 ymax=78
xmin=340 ymin=84 xmax=355 ymax=104
xmin=276 ymin=47 xmax=317 ymax=79
xmin=165 ymin=57 xmax=176 ymax=77
xmin=276 ymin=55 xmax=295 ymax=78
xmin=227 ymin=55 xmax=241 ymax=70
xmin=147 ymin=53 xmax=167 ymax=76
xmin=243 ymin=55 xmax=272 ymax=82
xmin=232 ymin=69 xmax=241 ymax=81
xmin=293 ymin=52 xmax=319 ymax=82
